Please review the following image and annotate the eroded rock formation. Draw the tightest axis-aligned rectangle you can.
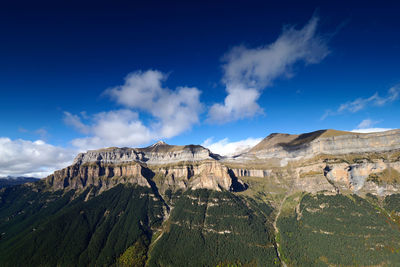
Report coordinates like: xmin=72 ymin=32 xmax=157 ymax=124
xmin=42 ymin=129 xmax=400 ymax=197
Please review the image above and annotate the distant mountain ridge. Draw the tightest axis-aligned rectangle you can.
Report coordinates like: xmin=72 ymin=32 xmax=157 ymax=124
xmin=0 ymin=176 xmax=39 ymax=188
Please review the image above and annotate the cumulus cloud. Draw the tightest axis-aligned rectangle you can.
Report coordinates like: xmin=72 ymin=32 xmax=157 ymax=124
xmin=65 ymin=70 xmax=203 ymax=151
xmin=70 ymin=110 xmax=153 ymax=151
xmin=322 ymin=85 xmax=400 ymax=119
xmin=202 ymin=137 xmax=262 ymax=156
xmin=350 ymin=118 xmax=392 ymax=133
xmin=208 ymin=15 xmax=329 ymax=123
xmin=0 ymin=138 xmax=76 ymax=177
xmin=105 ymin=70 xmax=203 ymax=138
xmin=351 ymin=128 xmax=393 ymax=133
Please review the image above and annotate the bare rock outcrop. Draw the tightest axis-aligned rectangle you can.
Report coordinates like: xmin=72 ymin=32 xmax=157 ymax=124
xmin=229 ymin=168 xmax=271 ymax=178
xmin=324 ymin=159 xmax=400 ymax=195
xmin=152 ymin=160 xmax=234 ymax=192
xmin=45 ymin=162 xmax=151 ymax=193
xmin=73 ymin=141 xmax=217 ymax=165
xmin=44 ymin=142 xmax=242 ymax=193
xmin=41 ymin=129 xmax=400 ymax=197
xmin=236 ymin=129 xmax=400 ymax=160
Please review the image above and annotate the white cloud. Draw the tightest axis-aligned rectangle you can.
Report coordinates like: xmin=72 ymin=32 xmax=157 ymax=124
xmin=0 ymin=138 xmax=76 ymax=178
xmin=350 ymin=118 xmax=392 ymax=133
xmin=202 ymin=137 xmax=262 ymax=156
xmin=66 ymin=70 xmax=203 ymax=151
xmin=322 ymin=85 xmax=400 ymax=119
xmin=63 ymin=111 xmax=90 ymax=134
xmin=208 ymin=15 xmax=329 ymax=123
xmin=106 ymin=70 xmax=203 ymax=138
xmin=70 ymin=110 xmax=153 ymax=151
xmin=357 ymin=119 xmax=378 ymax=129
xmin=351 ymin=128 xmax=393 ymax=133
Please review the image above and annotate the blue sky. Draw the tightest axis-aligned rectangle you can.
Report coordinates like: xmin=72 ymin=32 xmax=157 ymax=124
xmin=1 ymin=0 xmax=399 ymax=176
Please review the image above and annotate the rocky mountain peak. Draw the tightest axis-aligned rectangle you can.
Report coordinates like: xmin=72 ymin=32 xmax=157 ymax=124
xmin=149 ymin=140 xmax=167 ymax=147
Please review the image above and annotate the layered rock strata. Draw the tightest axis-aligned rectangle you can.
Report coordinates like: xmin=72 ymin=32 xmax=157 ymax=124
xmin=45 ymin=141 xmax=240 ymax=193
xmin=237 ymin=129 xmax=400 ymax=160
xmin=45 ymin=162 xmax=151 ymax=193
xmin=73 ymin=141 xmax=217 ymax=165
xmin=43 ymin=129 xmax=400 ymax=197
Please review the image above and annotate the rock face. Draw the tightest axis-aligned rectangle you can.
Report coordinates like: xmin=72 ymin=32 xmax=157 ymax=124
xmin=239 ymin=129 xmax=400 ymax=160
xmin=152 ymin=160 xmax=234 ymax=192
xmin=222 ymin=129 xmax=400 ymax=196
xmin=45 ymin=162 xmax=151 ymax=193
xmin=45 ymin=142 xmax=240 ymax=193
xmin=229 ymin=168 xmax=270 ymax=178
xmin=73 ymin=142 xmax=217 ymax=165
xmin=42 ymin=129 xmax=400 ymax=197
xmin=324 ymin=160 xmax=400 ymax=194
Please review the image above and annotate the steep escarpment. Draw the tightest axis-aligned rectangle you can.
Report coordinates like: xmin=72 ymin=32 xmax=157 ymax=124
xmin=40 ymin=129 xmax=400 ymax=197
xmin=45 ymin=162 xmax=151 ymax=192
xmin=241 ymin=129 xmax=400 ymax=160
xmin=44 ymin=142 xmax=242 ymax=194
xmin=44 ymin=130 xmax=400 ymax=197
xmin=73 ymin=141 xmax=218 ymax=165
xmin=323 ymin=156 xmax=400 ymax=194
xmin=222 ymin=129 xmax=400 ymax=196
xmin=150 ymin=160 xmax=237 ymax=193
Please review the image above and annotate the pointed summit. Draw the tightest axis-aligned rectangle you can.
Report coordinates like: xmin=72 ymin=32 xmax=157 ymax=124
xmin=140 ymin=140 xmax=177 ymax=153
xmin=151 ymin=140 xmax=167 ymax=147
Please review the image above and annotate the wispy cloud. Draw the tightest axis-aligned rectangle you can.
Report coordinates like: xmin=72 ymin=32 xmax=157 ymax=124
xmin=350 ymin=118 xmax=392 ymax=133
xmin=64 ymin=112 xmax=91 ymax=134
xmin=322 ymin=85 xmax=400 ymax=119
xmin=65 ymin=70 xmax=203 ymax=151
xmin=202 ymin=137 xmax=262 ymax=156
xmin=0 ymin=138 xmax=75 ymax=177
xmin=356 ymin=119 xmax=379 ymax=129
xmin=208 ymin=15 xmax=329 ymax=123
xmin=351 ymin=128 xmax=392 ymax=133
xmin=34 ymin=128 xmax=49 ymax=140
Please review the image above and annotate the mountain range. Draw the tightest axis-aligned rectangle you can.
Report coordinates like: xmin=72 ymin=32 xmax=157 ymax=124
xmin=1 ymin=129 xmax=400 ymax=266
xmin=0 ymin=176 xmax=39 ymax=189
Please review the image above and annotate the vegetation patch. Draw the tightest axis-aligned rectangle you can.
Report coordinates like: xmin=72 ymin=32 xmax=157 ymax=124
xmin=367 ymin=167 xmax=400 ymax=185
xmin=147 ymin=189 xmax=279 ymax=267
xmin=277 ymin=193 xmax=400 ymax=266
xmin=299 ymin=170 xmax=322 ymax=178
xmin=0 ymin=184 xmax=165 ymax=266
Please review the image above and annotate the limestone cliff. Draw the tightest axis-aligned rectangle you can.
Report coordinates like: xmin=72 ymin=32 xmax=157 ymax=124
xmin=45 ymin=162 xmax=151 ymax=193
xmin=150 ymin=160 xmax=238 ymax=192
xmin=42 ymin=129 xmax=400 ymax=197
xmin=44 ymin=142 xmax=240 ymax=193
xmin=73 ymin=141 xmax=218 ymax=165
xmin=237 ymin=129 xmax=400 ymax=160
xmin=222 ymin=129 xmax=400 ymax=196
